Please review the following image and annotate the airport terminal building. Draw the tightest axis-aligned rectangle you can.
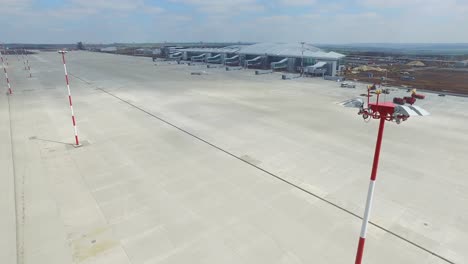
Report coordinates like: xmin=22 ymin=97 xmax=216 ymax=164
xmin=169 ymin=43 xmax=345 ymax=76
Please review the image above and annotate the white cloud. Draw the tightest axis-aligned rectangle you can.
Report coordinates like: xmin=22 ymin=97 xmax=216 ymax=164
xmin=82 ymin=0 xmax=137 ymax=10
xmin=2 ymin=0 xmax=165 ymax=20
xmin=358 ymin=0 xmax=468 ymax=22
xmin=0 ymin=0 xmax=32 ymax=7
xmin=70 ymin=0 xmax=146 ymax=11
xmin=1 ymin=0 xmax=468 ymax=43
xmin=358 ymin=0 xmax=415 ymax=8
xmin=360 ymin=0 xmax=468 ymax=14
xmin=257 ymin=15 xmax=292 ymax=23
xmin=45 ymin=7 xmax=99 ymax=18
xmin=143 ymin=6 xmax=165 ymax=14
xmin=170 ymin=0 xmax=265 ymax=13
xmin=0 ymin=0 xmax=33 ymax=14
xmin=155 ymin=5 xmax=468 ymax=43
xmin=277 ymin=0 xmax=316 ymax=6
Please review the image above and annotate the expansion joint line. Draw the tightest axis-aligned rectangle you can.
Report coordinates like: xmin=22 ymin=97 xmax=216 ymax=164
xmin=97 ymin=88 xmax=455 ymax=264
xmin=68 ymin=72 xmax=455 ymax=264
xmin=7 ymin=95 xmax=22 ymax=264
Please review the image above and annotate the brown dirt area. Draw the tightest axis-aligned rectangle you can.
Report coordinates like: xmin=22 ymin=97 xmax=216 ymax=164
xmin=346 ymin=66 xmax=468 ymax=95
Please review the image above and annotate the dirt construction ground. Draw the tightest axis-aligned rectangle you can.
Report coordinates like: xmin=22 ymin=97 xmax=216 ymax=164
xmin=1 ymin=51 xmax=468 ymax=264
xmin=347 ymin=66 xmax=468 ymax=95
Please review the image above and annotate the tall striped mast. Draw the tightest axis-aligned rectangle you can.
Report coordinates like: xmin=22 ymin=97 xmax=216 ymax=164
xmin=58 ymin=50 xmax=80 ymax=146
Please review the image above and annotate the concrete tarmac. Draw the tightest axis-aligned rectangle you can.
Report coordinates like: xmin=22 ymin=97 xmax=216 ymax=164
xmin=1 ymin=51 xmax=467 ymax=264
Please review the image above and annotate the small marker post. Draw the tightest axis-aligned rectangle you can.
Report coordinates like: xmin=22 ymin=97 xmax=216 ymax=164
xmin=26 ymin=54 xmax=32 ymax=77
xmin=1 ymin=45 xmax=9 ymax=66
xmin=22 ymin=50 xmax=27 ymax=70
xmin=1 ymin=50 xmax=12 ymax=95
xmin=58 ymin=50 xmax=80 ymax=146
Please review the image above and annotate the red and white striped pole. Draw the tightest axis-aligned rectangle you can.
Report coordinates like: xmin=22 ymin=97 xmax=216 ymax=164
xmin=2 ymin=45 xmax=9 ymax=66
xmin=355 ymin=90 xmax=393 ymax=264
xmin=26 ymin=55 xmax=32 ymax=78
xmin=59 ymin=50 xmax=80 ymax=146
xmin=354 ymin=90 xmax=418 ymax=263
xmin=1 ymin=50 xmax=13 ymax=95
xmin=355 ymin=116 xmax=385 ymax=264
xmin=22 ymin=50 xmax=27 ymax=70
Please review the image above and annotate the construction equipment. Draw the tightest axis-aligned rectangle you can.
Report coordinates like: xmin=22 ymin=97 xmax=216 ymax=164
xmin=401 ymin=75 xmax=416 ymax=81
xmin=368 ymin=84 xmax=377 ymax=90
xmin=403 ymin=96 xmax=416 ymax=105
xmin=393 ymin=97 xmax=405 ymax=105
xmin=411 ymin=89 xmax=426 ymax=99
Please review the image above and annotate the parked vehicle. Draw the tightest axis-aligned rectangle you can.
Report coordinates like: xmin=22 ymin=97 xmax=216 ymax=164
xmin=403 ymin=96 xmax=416 ymax=105
xmin=393 ymin=97 xmax=405 ymax=105
xmin=341 ymin=82 xmax=356 ymax=88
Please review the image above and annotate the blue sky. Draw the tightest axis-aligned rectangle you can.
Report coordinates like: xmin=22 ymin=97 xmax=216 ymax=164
xmin=1 ymin=0 xmax=468 ymax=43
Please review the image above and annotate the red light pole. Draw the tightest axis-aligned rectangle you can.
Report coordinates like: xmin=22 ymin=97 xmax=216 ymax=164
xmin=354 ymin=89 xmax=409 ymax=264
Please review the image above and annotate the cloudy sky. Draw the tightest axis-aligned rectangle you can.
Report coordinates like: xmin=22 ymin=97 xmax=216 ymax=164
xmin=1 ymin=0 xmax=468 ymax=44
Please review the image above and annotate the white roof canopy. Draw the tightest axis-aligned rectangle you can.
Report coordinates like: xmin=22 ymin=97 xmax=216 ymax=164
xmin=179 ymin=43 xmax=345 ymax=60
xmin=239 ymin=43 xmax=345 ymax=60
